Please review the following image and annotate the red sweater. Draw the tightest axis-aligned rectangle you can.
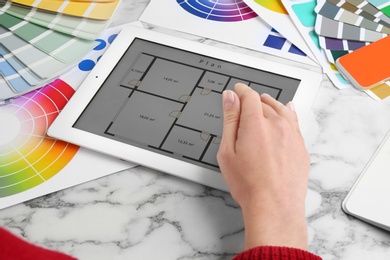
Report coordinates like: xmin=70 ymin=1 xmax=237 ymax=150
xmin=0 ymin=228 xmax=321 ymax=259
xmin=234 ymin=246 xmax=322 ymax=260
xmin=0 ymin=228 xmax=76 ymax=260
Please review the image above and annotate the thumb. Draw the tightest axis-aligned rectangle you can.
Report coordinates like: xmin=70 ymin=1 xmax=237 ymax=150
xmin=220 ymin=90 xmax=241 ymax=153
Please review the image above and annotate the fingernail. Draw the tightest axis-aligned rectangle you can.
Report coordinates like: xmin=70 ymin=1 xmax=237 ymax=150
xmin=261 ymin=93 xmax=270 ymax=97
xmin=223 ymin=90 xmax=235 ymax=110
xmin=287 ymin=101 xmax=295 ymax=112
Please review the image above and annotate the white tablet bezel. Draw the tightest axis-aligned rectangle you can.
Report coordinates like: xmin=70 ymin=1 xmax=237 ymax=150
xmin=342 ymin=130 xmax=390 ymax=231
xmin=48 ymin=25 xmax=322 ymax=191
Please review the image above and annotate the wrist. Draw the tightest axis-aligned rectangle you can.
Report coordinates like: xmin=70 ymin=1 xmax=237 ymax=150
xmin=241 ymin=203 xmax=308 ymax=250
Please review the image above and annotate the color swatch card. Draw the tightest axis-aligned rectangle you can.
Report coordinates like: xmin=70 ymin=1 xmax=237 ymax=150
xmin=332 ymin=0 xmax=390 ymax=99
xmin=0 ymin=25 xmax=136 ymax=210
xmin=329 ymin=0 xmax=390 ymax=26
xmin=283 ymin=0 xmax=390 ymax=99
xmin=0 ymin=49 xmax=34 ymax=96
xmin=0 ymin=43 xmax=41 ymax=96
xmin=314 ymin=8 xmax=388 ymax=42
xmin=0 ymin=0 xmax=119 ymax=102
xmin=139 ymin=0 xmax=317 ymax=66
xmin=316 ymin=1 xmax=390 ymax=34
xmin=0 ymin=26 xmax=70 ymax=79
xmin=243 ymin=0 xmax=318 ymax=64
xmin=314 ymin=0 xmax=390 ymax=51
xmin=319 ymin=36 xmax=369 ymax=51
xmin=336 ymin=35 xmax=390 ymax=88
xmin=0 ymin=12 xmax=98 ymax=64
xmin=362 ymin=0 xmax=390 ymax=18
xmin=310 ymin=0 xmax=390 ymax=99
xmin=0 ymin=26 xmax=72 ymax=101
xmin=365 ymin=82 xmax=390 ymax=100
xmin=10 ymin=0 xmax=121 ymax=20
xmin=0 ymin=2 xmax=111 ymax=40
xmin=282 ymin=0 xmax=352 ymax=89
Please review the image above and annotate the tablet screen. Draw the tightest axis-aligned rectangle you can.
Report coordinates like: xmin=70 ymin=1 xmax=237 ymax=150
xmin=73 ymin=38 xmax=301 ymax=171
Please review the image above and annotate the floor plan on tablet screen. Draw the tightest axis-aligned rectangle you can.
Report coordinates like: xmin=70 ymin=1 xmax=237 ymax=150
xmin=73 ymin=39 xmax=301 ymax=171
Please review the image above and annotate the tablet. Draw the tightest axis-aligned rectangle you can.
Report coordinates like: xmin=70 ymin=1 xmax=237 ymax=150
xmin=342 ymin=130 xmax=390 ymax=231
xmin=48 ymin=25 xmax=322 ymax=191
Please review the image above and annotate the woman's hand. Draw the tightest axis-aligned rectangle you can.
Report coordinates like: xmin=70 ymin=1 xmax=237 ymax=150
xmin=217 ymin=83 xmax=310 ymax=250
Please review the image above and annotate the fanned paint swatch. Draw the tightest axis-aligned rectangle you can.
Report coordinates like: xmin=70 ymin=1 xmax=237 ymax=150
xmin=243 ymin=0 xmax=317 ymax=63
xmin=0 ymin=27 xmax=68 ymax=79
xmin=0 ymin=26 xmax=73 ymax=99
xmin=315 ymin=15 xmax=387 ymax=42
xmin=0 ymin=12 xmax=97 ymax=64
xmin=282 ymin=0 xmax=352 ymax=89
xmin=316 ymin=1 xmax=390 ymax=34
xmin=306 ymin=0 xmax=390 ymax=99
xmin=358 ymin=0 xmax=390 ymax=19
xmin=0 ymin=45 xmax=40 ymax=87
xmin=0 ymin=2 xmax=110 ymax=40
xmin=0 ymin=0 xmax=116 ymax=101
xmin=10 ymin=0 xmax=120 ymax=20
xmin=319 ymin=35 xmax=369 ymax=51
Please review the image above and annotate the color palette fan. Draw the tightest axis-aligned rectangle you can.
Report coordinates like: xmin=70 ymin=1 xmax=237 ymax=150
xmin=0 ymin=0 xmax=120 ymax=103
xmin=314 ymin=0 xmax=390 ymax=99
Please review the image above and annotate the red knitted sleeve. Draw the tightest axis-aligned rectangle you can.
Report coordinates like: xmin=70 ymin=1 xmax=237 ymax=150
xmin=0 ymin=227 xmax=76 ymax=260
xmin=0 ymin=227 xmax=322 ymax=260
xmin=234 ymin=246 xmax=322 ymax=260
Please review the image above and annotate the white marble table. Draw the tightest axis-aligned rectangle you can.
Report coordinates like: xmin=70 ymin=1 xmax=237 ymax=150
xmin=2 ymin=1 xmax=390 ymax=259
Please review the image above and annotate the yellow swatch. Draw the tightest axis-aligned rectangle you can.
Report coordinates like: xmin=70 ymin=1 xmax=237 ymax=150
xmin=70 ymin=0 xmax=115 ymax=2
xmin=11 ymin=0 xmax=120 ymax=20
xmin=367 ymin=82 xmax=390 ymax=100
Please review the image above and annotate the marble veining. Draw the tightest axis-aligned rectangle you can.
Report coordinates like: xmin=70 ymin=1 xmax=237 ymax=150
xmin=2 ymin=0 xmax=390 ymax=259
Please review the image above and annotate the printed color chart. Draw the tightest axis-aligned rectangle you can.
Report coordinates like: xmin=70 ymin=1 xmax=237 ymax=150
xmin=0 ymin=24 xmax=135 ymax=210
xmin=244 ymin=0 xmax=316 ymax=63
xmin=264 ymin=28 xmax=306 ymax=56
xmin=0 ymin=80 xmax=79 ymax=197
xmin=254 ymin=0 xmax=287 ymax=13
xmin=177 ymin=0 xmax=257 ymax=21
xmin=140 ymin=0 xmax=316 ymax=65
xmin=283 ymin=0 xmax=352 ymax=89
